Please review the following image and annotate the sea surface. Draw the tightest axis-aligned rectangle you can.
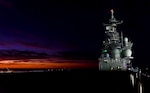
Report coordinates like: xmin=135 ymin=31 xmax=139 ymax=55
xmin=0 ymin=69 xmax=149 ymax=93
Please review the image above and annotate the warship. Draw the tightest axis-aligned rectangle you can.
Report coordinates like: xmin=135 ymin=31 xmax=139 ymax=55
xmin=98 ymin=9 xmax=134 ymax=71
xmin=97 ymin=9 xmax=150 ymax=93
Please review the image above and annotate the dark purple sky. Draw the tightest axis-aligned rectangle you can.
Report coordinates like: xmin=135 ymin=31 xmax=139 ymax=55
xmin=0 ymin=0 xmax=104 ymax=54
xmin=0 ymin=0 xmax=149 ymax=67
xmin=0 ymin=0 xmax=73 ymax=54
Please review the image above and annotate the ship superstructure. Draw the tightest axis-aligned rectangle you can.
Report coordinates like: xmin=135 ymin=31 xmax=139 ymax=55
xmin=98 ymin=9 xmax=133 ymax=71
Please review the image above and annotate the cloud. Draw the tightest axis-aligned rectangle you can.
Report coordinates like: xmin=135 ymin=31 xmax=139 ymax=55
xmin=0 ymin=39 xmax=52 ymax=53
xmin=52 ymin=51 xmax=100 ymax=61
xmin=17 ymin=41 xmax=51 ymax=50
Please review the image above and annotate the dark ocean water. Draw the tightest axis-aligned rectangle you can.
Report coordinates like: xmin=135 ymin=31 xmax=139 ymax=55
xmin=0 ymin=69 xmax=149 ymax=93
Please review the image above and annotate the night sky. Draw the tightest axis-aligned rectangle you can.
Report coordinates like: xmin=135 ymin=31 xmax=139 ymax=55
xmin=0 ymin=0 xmax=149 ymax=67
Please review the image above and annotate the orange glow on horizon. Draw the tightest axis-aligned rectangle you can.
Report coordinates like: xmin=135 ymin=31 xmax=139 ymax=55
xmin=0 ymin=60 xmax=98 ymax=69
